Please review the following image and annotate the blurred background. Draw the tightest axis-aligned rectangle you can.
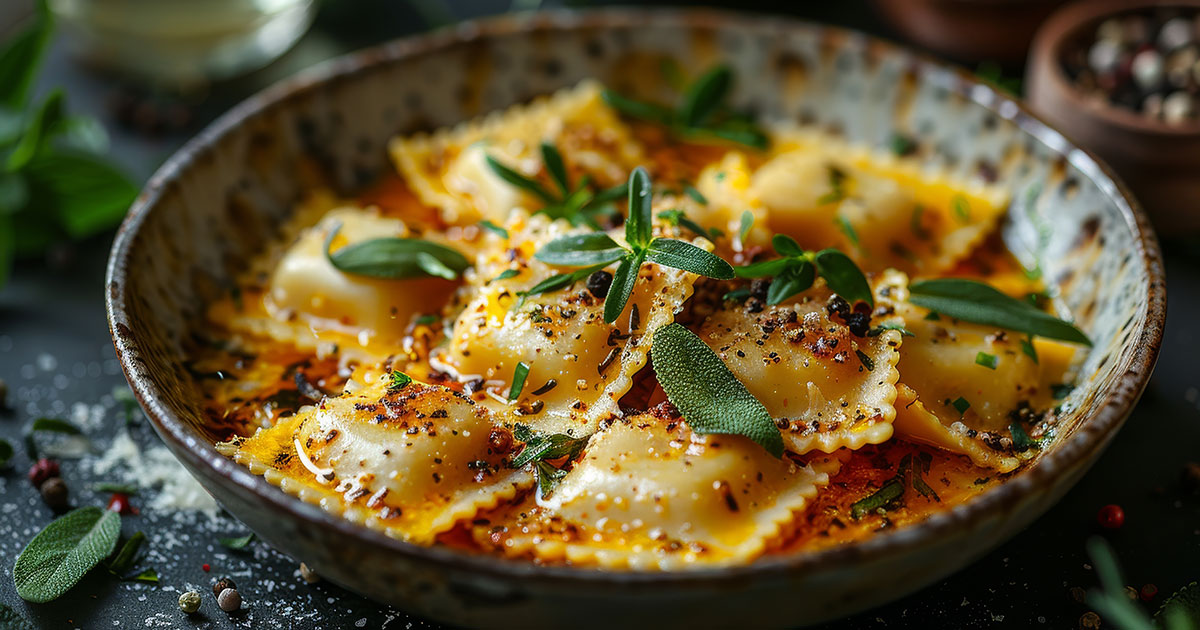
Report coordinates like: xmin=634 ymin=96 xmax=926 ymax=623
xmin=0 ymin=1 xmax=1197 ymax=629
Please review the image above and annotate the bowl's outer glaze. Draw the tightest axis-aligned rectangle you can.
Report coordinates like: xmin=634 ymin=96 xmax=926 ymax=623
xmin=106 ymin=9 xmax=1165 ymax=628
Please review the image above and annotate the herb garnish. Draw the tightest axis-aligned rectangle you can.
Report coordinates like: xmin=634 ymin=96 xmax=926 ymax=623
xmin=975 ymin=351 xmax=998 ymax=370
xmin=1085 ymin=537 xmax=1199 ymax=630
xmin=13 ymin=506 xmax=121 ymax=602
xmin=324 ymin=224 xmax=469 ymax=281
xmin=486 ymin=142 xmax=626 ymax=228
xmin=478 ymin=220 xmax=509 ymax=239
xmin=602 ymin=66 xmax=769 ymax=150
xmin=23 ymin=416 xmax=82 ymax=460
xmin=657 ymin=208 xmax=710 ymax=240
xmin=532 ymin=167 xmax=734 ymax=323
xmin=908 ymin=278 xmax=1091 ymax=346
xmin=869 ymin=323 xmax=914 ymax=338
xmin=952 ymin=195 xmax=971 ymax=223
xmin=1020 ymin=335 xmax=1039 ymax=364
xmin=734 ymin=234 xmax=873 ymax=307
xmin=1009 ymin=421 xmax=1036 ymax=452
xmin=850 ymin=452 xmax=939 ymax=519
xmin=651 ymin=323 xmax=784 ymax=457
xmin=951 ymin=396 xmax=971 ymax=416
xmin=106 ymin=531 xmax=144 ymax=577
xmin=218 ymin=533 xmax=255 ymax=550
xmin=738 ymin=210 xmax=754 ymax=243
xmin=683 ymin=184 xmax=708 ymax=205
xmin=508 ymin=362 xmax=530 ymax=401
xmin=1050 ymin=383 xmax=1074 ymax=400
xmin=816 ymin=165 xmax=849 ymax=205
xmin=509 ymin=424 xmax=589 ymax=499
xmin=388 ymin=371 xmax=412 ymax=391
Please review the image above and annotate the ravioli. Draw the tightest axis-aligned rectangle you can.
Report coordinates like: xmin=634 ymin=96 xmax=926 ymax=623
xmin=218 ymin=377 xmax=531 ymax=543
xmin=473 ymin=413 xmax=841 ymax=569
xmin=436 ymin=212 xmax=700 ymax=437
xmin=695 ymin=270 xmax=908 ymax=454
xmin=390 ymin=80 xmax=644 ymax=225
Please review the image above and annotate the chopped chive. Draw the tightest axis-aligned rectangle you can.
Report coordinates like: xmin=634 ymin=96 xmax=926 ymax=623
xmin=850 ymin=479 xmax=904 ymax=519
xmin=1010 ymin=421 xmax=1036 ymax=451
xmin=389 ymin=371 xmax=412 ymax=391
xmin=975 ymin=352 xmax=998 ymax=370
xmin=508 ymin=362 xmax=530 ymax=401
xmin=951 ymin=396 xmax=970 ymax=416
xmin=415 ymin=314 xmax=438 ymax=326
xmin=1050 ymin=383 xmax=1074 ymax=400
xmin=952 ymin=195 xmax=970 ymax=223
xmin=1020 ymin=335 xmax=1039 ymax=364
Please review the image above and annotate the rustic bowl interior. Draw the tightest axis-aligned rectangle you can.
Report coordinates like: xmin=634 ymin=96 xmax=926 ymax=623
xmin=107 ymin=9 xmax=1163 ymax=628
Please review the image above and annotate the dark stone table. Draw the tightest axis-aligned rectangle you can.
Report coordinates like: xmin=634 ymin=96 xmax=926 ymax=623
xmin=1 ymin=2 xmax=1197 ymax=628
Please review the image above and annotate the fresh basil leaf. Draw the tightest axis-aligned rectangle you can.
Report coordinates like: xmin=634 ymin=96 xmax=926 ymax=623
xmin=13 ymin=507 xmax=121 ymax=603
xmin=7 ymin=89 xmax=64 ymax=171
xmin=604 ymin=252 xmax=643 ymax=324
xmin=22 ymin=151 xmax=137 ymax=239
xmin=738 ymin=210 xmax=754 ymax=243
xmin=0 ymin=0 xmax=53 ymax=109
xmin=218 ymin=533 xmax=254 ymax=550
xmin=734 ymin=257 xmax=791 ymax=279
xmin=771 ymin=233 xmax=804 ymax=257
xmin=478 ymin=220 xmax=508 ymax=239
xmin=626 ymin=167 xmax=653 ymax=249
xmin=0 ymin=438 xmax=12 ymax=467
xmin=484 ymin=155 xmax=555 ymax=203
xmin=534 ymin=233 xmax=626 ymax=267
xmin=680 ymin=65 xmax=731 ymax=127
xmin=0 ymin=171 xmax=29 ymax=214
xmin=643 ymin=238 xmax=734 ymax=279
xmin=106 ymin=531 xmax=145 ymax=576
xmin=651 ymin=323 xmax=784 ymax=457
xmin=908 ymin=278 xmax=1091 ymax=346
xmin=324 ymin=225 xmax=469 ymax=280
xmin=814 ymin=248 xmax=873 ymax=306
xmin=766 ymin=261 xmax=815 ymax=305
xmin=540 ymin=142 xmax=570 ymax=196
xmin=600 ymin=89 xmax=675 ymax=126
xmin=508 ymin=361 xmax=530 ymax=401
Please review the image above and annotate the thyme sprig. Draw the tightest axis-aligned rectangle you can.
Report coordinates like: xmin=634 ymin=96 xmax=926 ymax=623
xmin=531 ymin=167 xmax=734 ymax=323
xmin=602 ymin=65 xmax=769 ymax=150
xmin=735 ymin=234 xmax=873 ymax=307
xmin=486 ymin=142 xmax=626 ymax=228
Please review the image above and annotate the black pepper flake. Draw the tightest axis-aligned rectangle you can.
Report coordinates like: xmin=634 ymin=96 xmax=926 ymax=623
xmin=598 ymin=348 xmax=620 ymax=375
xmin=629 ymin=304 xmax=641 ymax=332
xmin=586 ymin=270 xmax=612 ymax=298
xmin=531 ymin=380 xmax=558 ymax=396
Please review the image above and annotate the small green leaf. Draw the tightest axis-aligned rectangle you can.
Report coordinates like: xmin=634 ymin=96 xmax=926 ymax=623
xmin=30 ymin=417 xmax=81 ymax=435
xmin=869 ymin=323 xmax=915 ymax=338
xmin=601 ymin=89 xmax=676 ymax=126
xmin=127 ymin=568 xmax=158 ymax=584
xmin=722 ymin=287 xmax=751 ymax=302
xmin=532 ymin=461 xmax=568 ymax=499
xmin=908 ymin=278 xmax=1090 ymax=346
xmin=540 ymin=142 xmax=570 ymax=196
xmin=951 ymin=397 xmax=970 ymax=416
xmin=644 ymin=238 xmax=734 ymax=280
xmin=651 ymin=323 xmax=783 ymax=457
xmin=626 ymin=167 xmax=653 ymax=249
xmin=1010 ymin=421 xmax=1036 ymax=452
xmin=7 ymin=89 xmax=64 ymax=171
xmin=604 ymin=252 xmax=643 ymax=324
xmin=835 ymin=214 xmax=860 ymax=248
xmin=952 ymin=195 xmax=971 ymax=223
xmin=975 ymin=352 xmax=998 ymax=370
xmin=106 ymin=531 xmax=145 ymax=576
xmin=492 ymin=269 xmax=520 ymax=283
xmin=683 ymin=184 xmax=707 ymax=205
xmin=850 ymin=479 xmax=904 ymax=520
xmin=508 ymin=362 xmax=530 ymax=401
xmin=765 ymin=261 xmax=815 ymax=305
xmin=389 ymin=371 xmax=412 ymax=391
xmin=738 ymin=210 xmax=754 ymax=243
xmin=771 ymin=233 xmax=804 ymax=257
xmin=218 ymin=533 xmax=255 ymax=550
xmin=534 ymin=233 xmax=626 ymax=267
xmin=324 ymin=224 xmax=469 ymax=280
xmin=13 ymin=507 xmax=121 ymax=603
xmin=0 ymin=0 xmax=53 ymax=109
xmin=680 ymin=65 xmax=732 ymax=127
xmin=814 ymin=249 xmax=874 ymax=306
xmin=93 ymin=482 xmax=138 ymax=495
xmin=0 ymin=438 xmax=12 ymax=466
xmin=23 ymin=151 xmax=137 ymax=239
xmin=485 ymin=155 xmax=555 ymax=203
xmin=1021 ymin=335 xmax=1040 ymax=364
xmin=478 ymin=220 xmax=509 ymax=239
xmin=734 ymin=257 xmax=792 ymax=279
xmin=520 ymin=263 xmax=609 ymax=300
xmin=1050 ymin=383 xmax=1074 ymax=400
xmin=509 ymin=427 xmax=589 ymax=469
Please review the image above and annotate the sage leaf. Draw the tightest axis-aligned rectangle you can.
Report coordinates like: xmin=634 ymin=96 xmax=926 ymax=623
xmin=814 ymin=249 xmax=873 ymax=307
xmin=324 ymin=224 xmax=469 ymax=280
xmin=680 ymin=65 xmax=731 ymax=127
xmin=218 ymin=533 xmax=254 ymax=550
xmin=626 ymin=167 xmax=653 ymax=249
xmin=509 ymin=426 xmax=589 ymax=469
xmin=13 ymin=506 xmax=121 ymax=603
xmin=106 ymin=531 xmax=145 ymax=576
xmin=908 ymin=278 xmax=1091 ymax=345
xmin=604 ymin=252 xmax=643 ymax=324
xmin=644 ymin=238 xmax=734 ymax=279
xmin=540 ymin=142 xmax=570 ymax=196
xmin=533 ymin=233 xmax=626 ymax=267
xmin=650 ymin=323 xmax=783 ymax=457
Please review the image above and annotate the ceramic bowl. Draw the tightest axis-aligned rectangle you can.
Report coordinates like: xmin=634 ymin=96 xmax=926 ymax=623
xmin=872 ymin=0 xmax=1067 ymax=63
xmin=1026 ymin=0 xmax=1200 ymax=234
xmin=106 ymin=9 xmax=1165 ymax=628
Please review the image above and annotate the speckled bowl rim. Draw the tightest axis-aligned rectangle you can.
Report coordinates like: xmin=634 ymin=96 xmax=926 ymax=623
xmin=106 ymin=8 xmax=1166 ymax=589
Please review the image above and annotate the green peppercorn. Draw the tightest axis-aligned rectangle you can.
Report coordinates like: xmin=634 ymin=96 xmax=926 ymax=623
xmin=178 ymin=591 xmax=202 ymax=614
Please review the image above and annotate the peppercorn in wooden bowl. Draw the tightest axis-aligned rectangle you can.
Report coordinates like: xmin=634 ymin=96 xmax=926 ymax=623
xmin=106 ymin=9 xmax=1165 ymax=628
xmin=1027 ymin=0 xmax=1200 ymax=233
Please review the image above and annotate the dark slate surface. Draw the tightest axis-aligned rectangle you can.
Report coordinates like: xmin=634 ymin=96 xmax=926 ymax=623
xmin=1 ymin=2 xmax=1197 ymax=628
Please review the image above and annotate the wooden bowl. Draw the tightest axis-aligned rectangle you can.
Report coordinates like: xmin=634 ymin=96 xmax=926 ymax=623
xmin=873 ymin=0 xmax=1067 ymax=63
xmin=106 ymin=8 xmax=1165 ymax=628
xmin=1027 ymin=0 xmax=1200 ymax=234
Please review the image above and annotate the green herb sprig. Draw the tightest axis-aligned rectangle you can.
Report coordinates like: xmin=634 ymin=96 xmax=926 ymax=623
xmin=486 ymin=142 xmax=626 ymax=228
xmin=849 ymin=452 xmax=939 ymax=520
xmin=324 ymin=223 xmax=469 ymax=281
xmin=602 ymin=65 xmax=769 ymax=150
xmin=908 ymin=278 xmax=1091 ymax=346
xmin=509 ymin=424 xmax=589 ymax=499
xmin=734 ymin=234 xmax=873 ymax=307
xmin=0 ymin=2 xmax=137 ymax=289
xmin=531 ymin=167 xmax=734 ymax=323
xmin=651 ymin=323 xmax=784 ymax=457
xmin=1087 ymin=537 xmax=1199 ymax=630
